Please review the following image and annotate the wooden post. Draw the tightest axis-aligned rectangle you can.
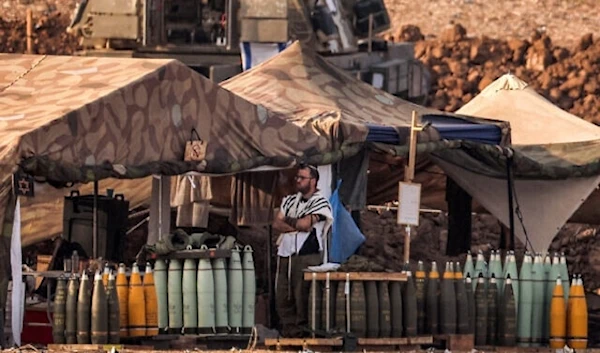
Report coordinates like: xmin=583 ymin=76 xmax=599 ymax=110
xmin=148 ymin=175 xmax=171 ymax=245
xmin=403 ymin=227 xmax=411 ymax=263
xmin=405 ymin=111 xmax=419 ymax=182
xmin=402 ymin=111 xmax=424 ymax=263
xmin=367 ymin=13 xmax=373 ymax=53
xmin=93 ymin=180 xmax=98 ymax=258
xmin=26 ymin=8 xmax=33 ymax=54
xmin=159 ymin=0 xmax=166 ymax=44
xmin=226 ymin=0 xmax=234 ymax=50
xmin=267 ymin=225 xmax=274 ymax=329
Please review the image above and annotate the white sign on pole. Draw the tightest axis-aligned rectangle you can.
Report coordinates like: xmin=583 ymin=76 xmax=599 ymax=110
xmin=398 ymin=182 xmax=421 ymax=226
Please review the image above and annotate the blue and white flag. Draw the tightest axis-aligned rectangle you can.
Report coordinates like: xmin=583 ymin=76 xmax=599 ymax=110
xmin=240 ymin=42 xmax=290 ymax=71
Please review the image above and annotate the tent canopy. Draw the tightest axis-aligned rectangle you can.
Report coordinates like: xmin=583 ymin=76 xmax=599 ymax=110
xmin=7 ymin=52 xmax=595 ymax=255
xmin=432 ymin=74 xmax=600 ymax=252
xmin=0 ymin=53 xmax=337 ymax=183
xmin=1 ymin=48 xmax=440 ymax=247
xmin=0 ymin=53 xmax=355 ymax=249
xmin=457 ymin=74 xmax=600 ymax=145
xmin=436 ymin=73 xmax=600 ymax=180
xmin=221 ymin=41 xmax=444 ymax=147
xmin=221 ymin=41 xmax=512 ymax=155
xmin=3 ymin=44 xmax=511 ymax=247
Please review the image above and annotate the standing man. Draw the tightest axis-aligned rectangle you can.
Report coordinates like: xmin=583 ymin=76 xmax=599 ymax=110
xmin=273 ymin=164 xmax=333 ymax=338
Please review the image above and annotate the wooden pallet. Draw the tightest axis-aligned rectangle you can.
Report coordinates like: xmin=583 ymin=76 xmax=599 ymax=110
xmin=474 ymin=347 xmax=574 ymax=353
xmin=265 ymin=338 xmax=342 ymax=349
xmin=264 ymin=336 xmax=432 ymax=351
xmin=358 ymin=336 xmax=433 ymax=345
xmin=47 ymin=344 xmax=154 ymax=352
xmin=446 ymin=346 xmax=600 ymax=353
xmin=303 ymin=272 xmax=408 ymax=281
xmin=136 ymin=333 xmax=252 ymax=350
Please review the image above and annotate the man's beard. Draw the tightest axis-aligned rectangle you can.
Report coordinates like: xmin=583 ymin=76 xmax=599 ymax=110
xmin=297 ymin=184 xmax=310 ymax=194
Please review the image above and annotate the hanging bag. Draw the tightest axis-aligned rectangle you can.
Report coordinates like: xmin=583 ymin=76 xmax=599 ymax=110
xmin=184 ymin=128 xmax=206 ymax=161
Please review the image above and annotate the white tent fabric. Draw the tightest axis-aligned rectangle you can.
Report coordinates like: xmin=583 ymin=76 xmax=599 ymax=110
xmin=10 ymin=198 xmax=23 ymax=347
xmin=457 ymin=74 xmax=600 ymax=145
xmin=435 ymin=74 xmax=600 ymax=252
xmin=434 ymin=158 xmax=599 ymax=252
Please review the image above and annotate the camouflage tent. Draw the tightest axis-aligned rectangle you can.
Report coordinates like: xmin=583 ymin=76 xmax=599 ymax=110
xmin=0 ymin=47 xmax=449 ymax=248
xmin=364 ymin=75 xmax=600 ymax=251
xmin=0 ymin=52 xmax=382 ymax=283
xmin=222 ymin=43 xmax=600 ymax=252
xmin=1 ymin=43 xmax=505 ymax=248
xmin=219 ymin=40 xmax=509 ymax=216
xmin=221 ymin=41 xmax=444 ymax=147
xmin=431 ymin=74 xmax=600 ymax=252
xmin=219 ymin=40 xmax=510 ymax=208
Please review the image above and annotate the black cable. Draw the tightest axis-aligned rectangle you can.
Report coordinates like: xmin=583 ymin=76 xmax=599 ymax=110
xmin=506 ymin=150 xmax=516 ymax=250
xmin=505 ymin=148 xmax=534 ymax=252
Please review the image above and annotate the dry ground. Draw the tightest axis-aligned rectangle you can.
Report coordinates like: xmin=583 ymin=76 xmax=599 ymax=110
xmin=2 ymin=0 xmax=600 ymax=48
xmin=384 ymin=0 xmax=599 ymax=49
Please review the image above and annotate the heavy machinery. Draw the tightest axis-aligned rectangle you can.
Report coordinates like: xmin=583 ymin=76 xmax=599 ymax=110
xmin=67 ymin=0 xmax=429 ymax=99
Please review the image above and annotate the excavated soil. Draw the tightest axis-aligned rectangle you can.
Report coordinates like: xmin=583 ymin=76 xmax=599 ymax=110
xmin=387 ymin=23 xmax=600 ymax=124
xmin=384 ymin=0 xmax=599 ymax=48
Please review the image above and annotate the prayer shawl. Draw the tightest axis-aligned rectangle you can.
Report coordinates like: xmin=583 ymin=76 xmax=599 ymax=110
xmin=277 ymin=191 xmax=333 ymax=257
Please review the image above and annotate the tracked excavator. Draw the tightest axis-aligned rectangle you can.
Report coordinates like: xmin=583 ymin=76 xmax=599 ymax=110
xmin=67 ymin=0 xmax=429 ymax=100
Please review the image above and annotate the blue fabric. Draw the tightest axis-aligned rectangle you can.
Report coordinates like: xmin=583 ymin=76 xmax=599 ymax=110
xmin=329 ymin=180 xmax=366 ymax=263
xmin=422 ymin=114 xmax=502 ymax=145
xmin=365 ymin=124 xmax=403 ymax=144
xmin=365 ymin=114 xmax=502 ymax=145
xmin=241 ymin=42 xmax=252 ymax=70
xmin=240 ymin=42 xmax=290 ymax=71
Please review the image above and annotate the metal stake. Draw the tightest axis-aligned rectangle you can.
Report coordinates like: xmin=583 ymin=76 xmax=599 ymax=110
xmin=93 ymin=180 xmax=98 ymax=259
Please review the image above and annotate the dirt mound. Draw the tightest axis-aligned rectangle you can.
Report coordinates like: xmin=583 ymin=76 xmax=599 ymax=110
xmin=388 ymin=24 xmax=600 ymax=124
xmin=384 ymin=0 xmax=599 ymax=49
xmin=0 ymin=12 xmax=79 ymax=55
xmin=360 ymin=209 xmax=600 ymax=291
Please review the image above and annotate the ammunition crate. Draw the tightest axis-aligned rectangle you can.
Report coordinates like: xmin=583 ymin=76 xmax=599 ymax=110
xmin=369 ymin=58 xmax=409 ymax=95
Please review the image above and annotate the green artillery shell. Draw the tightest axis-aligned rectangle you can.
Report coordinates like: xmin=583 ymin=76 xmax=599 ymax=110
xmin=52 ymin=277 xmax=67 ymax=344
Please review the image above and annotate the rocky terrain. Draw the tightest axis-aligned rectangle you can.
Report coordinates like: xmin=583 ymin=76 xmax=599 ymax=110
xmin=388 ymin=24 xmax=600 ymax=125
xmin=0 ymin=0 xmax=78 ymax=54
xmin=4 ymin=0 xmax=600 ymax=290
xmin=384 ymin=0 xmax=598 ymax=48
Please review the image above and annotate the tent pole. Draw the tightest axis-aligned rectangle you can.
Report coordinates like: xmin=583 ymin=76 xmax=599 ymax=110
xmin=402 ymin=111 xmax=424 ymax=263
xmin=93 ymin=180 xmax=99 ymax=259
xmin=505 ymin=150 xmax=516 ymax=251
xmin=267 ymin=225 xmax=273 ymax=329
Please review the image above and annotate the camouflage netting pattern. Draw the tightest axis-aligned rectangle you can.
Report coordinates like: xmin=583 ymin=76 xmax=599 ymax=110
xmin=222 ymin=41 xmax=442 ymax=147
xmin=0 ymin=52 xmax=374 ymax=303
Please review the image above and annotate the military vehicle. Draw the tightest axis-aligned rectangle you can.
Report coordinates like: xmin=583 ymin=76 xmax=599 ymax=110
xmin=67 ymin=0 xmax=429 ymax=100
